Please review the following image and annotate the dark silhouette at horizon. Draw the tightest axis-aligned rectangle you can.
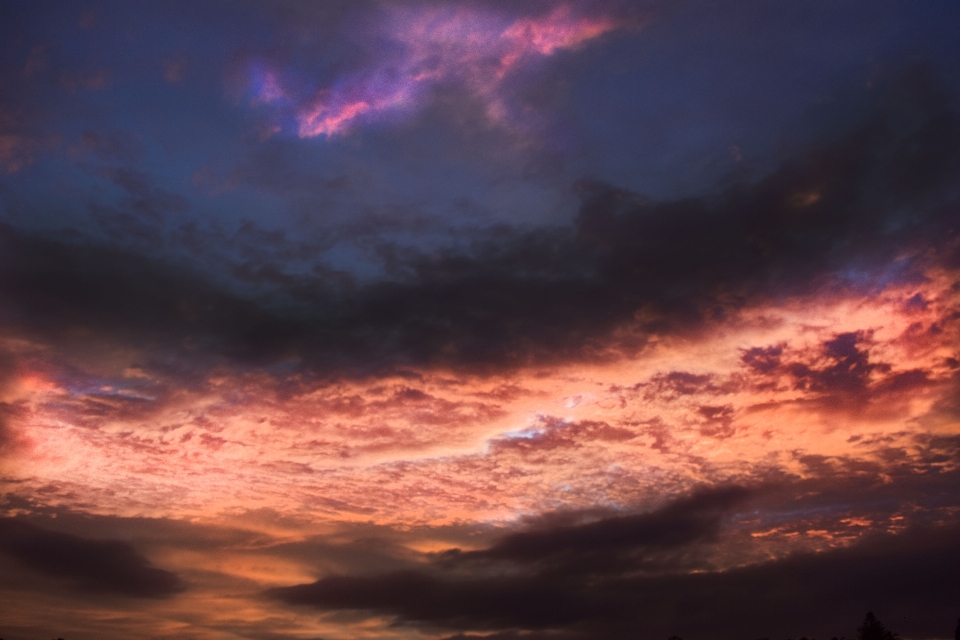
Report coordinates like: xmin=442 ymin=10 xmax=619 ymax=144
xmin=7 ymin=609 xmax=957 ymax=640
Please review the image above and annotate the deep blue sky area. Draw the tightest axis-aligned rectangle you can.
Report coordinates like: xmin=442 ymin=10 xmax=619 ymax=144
xmin=2 ymin=0 xmax=958 ymax=281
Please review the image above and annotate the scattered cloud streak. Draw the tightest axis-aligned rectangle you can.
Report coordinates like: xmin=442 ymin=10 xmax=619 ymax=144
xmin=250 ymin=3 xmax=623 ymax=137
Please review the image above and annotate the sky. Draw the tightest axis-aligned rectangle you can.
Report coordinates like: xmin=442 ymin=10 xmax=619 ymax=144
xmin=1 ymin=1 xmax=959 ymax=639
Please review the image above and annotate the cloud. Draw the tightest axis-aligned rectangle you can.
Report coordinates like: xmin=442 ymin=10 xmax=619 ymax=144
xmin=96 ymin=166 xmax=191 ymax=228
xmin=268 ymin=487 xmax=750 ymax=629
xmin=250 ymin=3 xmax=625 ymax=137
xmin=450 ymin=485 xmax=749 ymax=570
xmin=0 ymin=400 xmax=27 ymax=457
xmin=268 ymin=488 xmax=960 ymax=639
xmin=737 ymin=329 xmax=945 ymax=411
xmin=487 ymin=417 xmax=636 ymax=457
xmin=0 ymin=64 xmax=957 ymax=379
xmin=0 ymin=518 xmax=184 ymax=598
xmin=441 ymin=633 xmax=583 ymax=640
xmin=0 ymin=349 xmax=25 ymax=456
xmin=789 ymin=332 xmax=877 ymax=399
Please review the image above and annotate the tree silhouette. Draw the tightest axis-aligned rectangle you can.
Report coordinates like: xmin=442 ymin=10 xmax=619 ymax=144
xmin=954 ymin=616 xmax=959 ymax=640
xmin=857 ymin=612 xmax=899 ymax=640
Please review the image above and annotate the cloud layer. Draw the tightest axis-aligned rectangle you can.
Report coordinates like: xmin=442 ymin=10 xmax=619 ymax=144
xmin=1 ymin=64 xmax=957 ymax=379
xmin=0 ymin=518 xmax=183 ymax=598
xmin=270 ymin=490 xmax=960 ymax=639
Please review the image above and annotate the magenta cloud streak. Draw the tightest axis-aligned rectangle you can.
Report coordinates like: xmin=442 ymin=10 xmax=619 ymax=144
xmin=250 ymin=4 xmax=620 ymax=138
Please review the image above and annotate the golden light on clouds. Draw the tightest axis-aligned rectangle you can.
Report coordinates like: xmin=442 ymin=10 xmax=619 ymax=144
xmin=4 ymin=268 xmax=956 ymax=534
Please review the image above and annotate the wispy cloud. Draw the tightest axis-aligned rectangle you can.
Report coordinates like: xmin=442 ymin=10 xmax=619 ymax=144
xmin=250 ymin=4 xmax=622 ymax=138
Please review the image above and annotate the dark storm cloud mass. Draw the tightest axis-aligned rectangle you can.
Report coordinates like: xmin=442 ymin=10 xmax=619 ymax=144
xmin=0 ymin=518 xmax=184 ymax=598
xmin=1 ymin=64 xmax=958 ymax=377
xmin=0 ymin=222 xmax=279 ymax=375
xmin=269 ymin=487 xmax=750 ymax=628
xmin=270 ymin=488 xmax=960 ymax=640
xmin=450 ymin=486 xmax=749 ymax=568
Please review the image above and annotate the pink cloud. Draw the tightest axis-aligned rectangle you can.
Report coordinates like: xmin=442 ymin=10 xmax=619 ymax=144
xmin=2 ymin=266 xmax=958 ymax=526
xmin=252 ymin=4 xmax=621 ymax=138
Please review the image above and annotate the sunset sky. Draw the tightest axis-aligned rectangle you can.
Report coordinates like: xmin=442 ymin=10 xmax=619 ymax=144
xmin=1 ymin=1 xmax=959 ymax=639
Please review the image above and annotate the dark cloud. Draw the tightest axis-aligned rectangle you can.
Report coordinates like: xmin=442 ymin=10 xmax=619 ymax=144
xmin=450 ymin=486 xmax=748 ymax=570
xmin=1 ymin=64 xmax=958 ymax=378
xmin=269 ymin=488 xmax=751 ymax=630
xmin=0 ymin=518 xmax=184 ymax=598
xmin=441 ymin=632 xmax=583 ymax=640
xmin=594 ymin=522 xmax=960 ymax=640
xmin=645 ymin=371 xmax=726 ymax=397
xmin=265 ymin=446 xmax=960 ymax=637
xmin=737 ymin=330 xmax=947 ymax=411
xmin=80 ymin=166 xmax=192 ymax=246
xmin=269 ymin=491 xmax=960 ymax=640
xmin=741 ymin=344 xmax=785 ymax=375
xmin=0 ymin=223 xmax=259 ymax=351
xmin=785 ymin=331 xmax=880 ymax=403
